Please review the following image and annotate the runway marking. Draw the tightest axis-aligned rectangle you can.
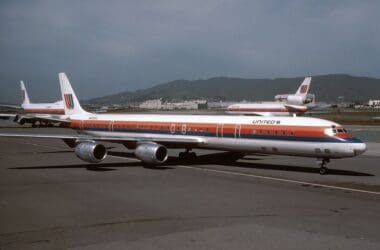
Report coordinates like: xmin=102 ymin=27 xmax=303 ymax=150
xmin=176 ymin=165 xmax=380 ymax=196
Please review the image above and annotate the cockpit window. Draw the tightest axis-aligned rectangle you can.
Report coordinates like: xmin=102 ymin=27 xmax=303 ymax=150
xmin=325 ymin=126 xmax=349 ymax=136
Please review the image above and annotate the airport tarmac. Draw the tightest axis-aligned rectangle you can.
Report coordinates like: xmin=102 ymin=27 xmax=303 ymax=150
xmin=0 ymin=121 xmax=379 ymax=249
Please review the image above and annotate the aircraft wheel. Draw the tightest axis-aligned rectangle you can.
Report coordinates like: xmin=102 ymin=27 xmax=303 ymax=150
xmin=178 ymin=151 xmax=197 ymax=164
xmin=178 ymin=152 xmax=186 ymax=162
xmin=189 ymin=152 xmax=197 ymax=162
xmin=319 ymin=166 xmax=328 ymax=175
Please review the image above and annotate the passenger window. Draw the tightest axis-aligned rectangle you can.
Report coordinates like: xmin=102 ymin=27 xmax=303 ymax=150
xmin=332 ymin=129 xmax=337 ymax=133
xmin=282 ymin=131 xmax=286 ymax=136
xmin=267 ymin=130 xmax=270 ymax=135
xmin=274 ymin=131 xmax=278 ymax=135
xmin=337 ymin=129 xmax=344 ymax=133
xmin=290 ymin=131 xmax=294 ymax=136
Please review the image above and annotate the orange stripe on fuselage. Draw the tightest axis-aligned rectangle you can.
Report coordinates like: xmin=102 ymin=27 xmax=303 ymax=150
xmin=23 ymin=109 xmax=65 ymax=114
xmin=227 ymin=107 xmax=307 ymax=112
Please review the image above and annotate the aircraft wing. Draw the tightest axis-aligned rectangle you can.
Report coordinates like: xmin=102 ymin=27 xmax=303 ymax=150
xmin=17 ymin=114 xmax=71 ymax=124
xmin=283 ymin=104 xmax=307 ymax=113
xmin=225 ymin=111 xmax=267 ymax=116
xmin=0 ymin=132 xmax=204 ymax=147
xmin=0 ymin=113 xmax=17 ymax=120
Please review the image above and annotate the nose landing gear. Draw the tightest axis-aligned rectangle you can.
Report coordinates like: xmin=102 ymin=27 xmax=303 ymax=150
xmin=317 ymin=158 xmax=330 ymax=175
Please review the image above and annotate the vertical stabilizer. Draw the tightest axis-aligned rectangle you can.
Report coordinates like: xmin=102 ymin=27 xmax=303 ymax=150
xmin=20 ymin=81 xmax=30 ymax=105
xmin=295 ymin=77 xmax=312 ymax=96
xmin=59 ymin=73 xmax=88 ymax=116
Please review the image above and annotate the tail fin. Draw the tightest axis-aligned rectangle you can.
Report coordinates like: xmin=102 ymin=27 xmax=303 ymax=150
xmin=59 ymin=72 xmax=88 ymax=116
xmin=20 ymin=81 xmax=30 ymax=105
xmin=295 ymin=77 xmax=312 ymax=96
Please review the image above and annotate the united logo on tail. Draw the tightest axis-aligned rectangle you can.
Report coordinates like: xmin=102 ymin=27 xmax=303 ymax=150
xmin=300 ymin=85 xmax=308 ymax=94
xmin=64 ymin=94 xmax=74 ymax=109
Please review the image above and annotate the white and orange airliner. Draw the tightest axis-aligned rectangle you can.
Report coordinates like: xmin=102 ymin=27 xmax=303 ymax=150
xmin=0 ymin=73 xmax=366 ymax=175
xmin=226 ymin=77 xmax=314 ymax=116
xmin=1 ymin=81 xmax=66 ymax=126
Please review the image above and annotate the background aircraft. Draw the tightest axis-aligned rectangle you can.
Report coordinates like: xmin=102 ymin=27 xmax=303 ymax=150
xmin=0 ymin=81 xmax=66 ymax=127
xmin=226 ymin=77 xmax=314 ymax=116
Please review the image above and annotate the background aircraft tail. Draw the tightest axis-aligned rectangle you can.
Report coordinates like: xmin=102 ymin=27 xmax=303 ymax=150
xmin=59 ymin=73 xmax=88 ymax=116
xmin=295 ymin=77 xmax=312 ymax=96
xmin=20 ymin=81 xmax=30 ymax=105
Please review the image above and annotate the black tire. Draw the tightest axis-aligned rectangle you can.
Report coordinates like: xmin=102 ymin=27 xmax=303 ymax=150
xmin=178 ymin=152 xmax=185 ymax=162
xmin=189 ymin=152 xmax=197 ymax=162
xmin=319 ymin=167 xmax=328 ymax=175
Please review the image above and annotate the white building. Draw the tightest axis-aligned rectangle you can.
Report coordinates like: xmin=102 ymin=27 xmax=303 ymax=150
xmin=139 ymin=99 xmax=162 ymax=109
xmin=139 ymin=99 xmax=207 ymax=110
xmin=369 ymin=100 xmax=380 ymax=107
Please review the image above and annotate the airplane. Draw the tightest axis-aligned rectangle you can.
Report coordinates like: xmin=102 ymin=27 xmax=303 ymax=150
xmin=226 ymin=77 xmax=314 ymax=116
xmin=274 ymin=76 xmax=314 ymax=105
xmin=0 ymin=73 xmax=366 ymax=175
xmin=0 ymin=81 xmax=66 ymax=127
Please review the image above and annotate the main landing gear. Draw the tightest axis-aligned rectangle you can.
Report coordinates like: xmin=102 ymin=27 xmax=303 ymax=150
xmin=317 ymin=158 xmax=330 ymax=175
xmin=178 ymin=149 xmax=197 ymax=164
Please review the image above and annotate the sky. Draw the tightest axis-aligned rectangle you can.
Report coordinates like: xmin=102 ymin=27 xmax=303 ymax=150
xmin=0 ymin=0 xmax=379 ymax=103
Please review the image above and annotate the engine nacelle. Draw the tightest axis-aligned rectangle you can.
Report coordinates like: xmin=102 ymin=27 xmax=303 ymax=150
xmin=135 ymin=143 xmax=168 ymax=165
xmin=74 ymin=142 xmax=107 ymax=163
xmin=286 ymin=95 xmax=306 ymax=105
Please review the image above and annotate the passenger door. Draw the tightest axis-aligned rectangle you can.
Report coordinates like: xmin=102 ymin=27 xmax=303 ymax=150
xmin=216 ymin=124 xmax=224 ymax=138
xmin=234 ymin=124 xmax=241 ymax=138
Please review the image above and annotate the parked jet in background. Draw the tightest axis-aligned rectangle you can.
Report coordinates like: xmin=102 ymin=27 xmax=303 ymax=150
xmin=274 ymin=77 xmax=314 ymax=105
xmin=226 ymin=77 xmax=313 ymax=116
xmin=0 ymin=81 xmax=66 ymax=126
xmin=0 ymin=73 xmax=366 ymax=175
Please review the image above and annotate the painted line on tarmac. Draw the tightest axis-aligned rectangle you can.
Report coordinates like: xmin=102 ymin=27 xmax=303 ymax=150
xmin=177 ymin=165 xmax=380 ymax=196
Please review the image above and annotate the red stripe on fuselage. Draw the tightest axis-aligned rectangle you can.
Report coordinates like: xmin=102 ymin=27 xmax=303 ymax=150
xmin=227 ymin=107 xmax=307 ymax=112
xmin=23 ymin=109 xmax=65 ymax=114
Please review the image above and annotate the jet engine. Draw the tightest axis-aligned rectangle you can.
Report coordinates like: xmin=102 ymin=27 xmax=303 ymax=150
xmin=286 ymin=95 xmax=306 ymax=105
xmin=75 ymin=141 xmax=107 ymax=163
xmin=135 ymin=143 xmax=168 ymax=165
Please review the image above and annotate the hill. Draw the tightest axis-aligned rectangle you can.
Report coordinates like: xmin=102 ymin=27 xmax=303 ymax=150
xmin=89 ymin=74 xmax=380 ymax=104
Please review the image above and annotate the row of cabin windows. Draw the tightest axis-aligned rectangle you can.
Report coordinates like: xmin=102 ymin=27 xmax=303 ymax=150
xmin=253 ymin=129 xmax=295 ymax=136
xmin=84 ymin=123 xmax=295 ymax=136
xmin=85 ymin=123 xmax=210 ymax=132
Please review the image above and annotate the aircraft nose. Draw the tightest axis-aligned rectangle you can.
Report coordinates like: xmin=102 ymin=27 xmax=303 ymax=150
xmin=353 ymin=142 xmax=367 ymax=156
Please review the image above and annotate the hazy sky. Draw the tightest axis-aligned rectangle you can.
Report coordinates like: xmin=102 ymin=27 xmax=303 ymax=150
xmin=0 ymin=0 xmax=379 ymax=103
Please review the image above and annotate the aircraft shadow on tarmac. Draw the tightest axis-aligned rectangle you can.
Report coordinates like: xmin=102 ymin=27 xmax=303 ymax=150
xmin=9 ymin=150 xmax=374 ymax=176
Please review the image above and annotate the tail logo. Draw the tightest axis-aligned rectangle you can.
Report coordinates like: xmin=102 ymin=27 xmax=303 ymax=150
xmin=300 ymin=85 xmax=308 ymax=94
xmin=64 ymin=94 xmax=74 ymax=109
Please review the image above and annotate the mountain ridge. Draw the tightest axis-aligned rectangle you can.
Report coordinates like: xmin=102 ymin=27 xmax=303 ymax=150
xmin=88 ymin=74 xmax=380 ymax=104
